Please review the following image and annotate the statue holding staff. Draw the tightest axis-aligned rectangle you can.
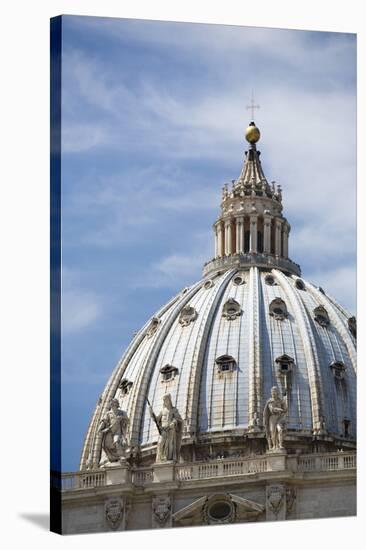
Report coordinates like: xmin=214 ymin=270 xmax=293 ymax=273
xmin=149 ymin=394 xmax=183 ymax=462
xmin=263 ymin=386 xmax=287 ymax=451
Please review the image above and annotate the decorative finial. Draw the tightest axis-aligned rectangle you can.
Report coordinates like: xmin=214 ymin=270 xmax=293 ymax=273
xmin=245 ymin=92 xmax=261 ymax=143
xmin=246 ymin=91 xmax=260 ymax=121
xmin=245 ymin=121 xmax=260 ymax=144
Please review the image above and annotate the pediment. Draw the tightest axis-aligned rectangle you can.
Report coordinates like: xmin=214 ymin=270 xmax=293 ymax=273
xmin=173 ymin=493 xmax=264 ymax=526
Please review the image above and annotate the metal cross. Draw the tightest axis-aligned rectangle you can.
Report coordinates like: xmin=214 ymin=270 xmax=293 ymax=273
xmin=246 ymin=93 xmax=260 ymax=120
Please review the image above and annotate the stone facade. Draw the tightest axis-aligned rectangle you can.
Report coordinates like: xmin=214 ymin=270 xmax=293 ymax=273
xmin=61 ymin=452 xmax=356 ymax=533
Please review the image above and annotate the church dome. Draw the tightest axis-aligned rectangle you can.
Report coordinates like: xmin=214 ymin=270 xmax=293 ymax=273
xmin=80 ymin=122 xmax=356 ymax=470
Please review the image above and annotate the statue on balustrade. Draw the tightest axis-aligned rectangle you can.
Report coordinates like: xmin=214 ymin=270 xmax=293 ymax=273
xmin=99 ymin=398 xmax=129 ymax=465
xmin=263 ymin=386 xmax=287 ymax=452
xmin=149 ymin=393 xmax=183 ymax=463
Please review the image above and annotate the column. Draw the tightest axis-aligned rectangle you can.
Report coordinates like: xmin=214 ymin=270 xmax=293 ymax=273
xmin=263 ymin=215 xmax=271 ymax=254
xmin=227 ymin=221 xmax=233 ymax=255
xmin=282 ymin=223 xmax=289 ymax=259
xmin=236 ymin=217 xmax=244 ymax=253
xmin=275 ymin=219 xmax=282 ymax=256
xmin=224 ymin=221 xmax=228 ymax=255
xmin=249 ymin=215 xmax=258 ymax=253
xmin=217 ymin=221 xmax=224 ymax=257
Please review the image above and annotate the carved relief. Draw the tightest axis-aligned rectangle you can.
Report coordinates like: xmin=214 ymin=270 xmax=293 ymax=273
xmin=105 ymin=497 xmax=124 ymax=530
xmin=267 ymin=485 xmax=284 ymax=518
xmin=179 ymin=305 xmax=198 ymax=326
xmin=286 ymin=487 xmax=296 ymax=515
xmin=222 ymin=298 xmax=242 ymax=320
xmin=152 ymin=496 xmax=171 ymax=527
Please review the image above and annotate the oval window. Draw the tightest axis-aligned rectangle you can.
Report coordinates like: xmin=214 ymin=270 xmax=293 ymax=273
xmin=208 ymin=501 xmax=232 ymax=521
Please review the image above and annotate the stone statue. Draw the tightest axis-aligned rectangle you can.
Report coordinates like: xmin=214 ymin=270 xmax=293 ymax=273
xmin=263 ymin=386 xmax=287 ymax=451
xmin=149 ymin=394 xmax=183 ymax=462
xmin=99 ymin=398 xmax=129 ymax=464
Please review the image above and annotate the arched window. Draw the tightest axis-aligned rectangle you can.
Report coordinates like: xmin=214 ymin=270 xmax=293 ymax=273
xmin=265 ymin=274 xmax=275 ymax=286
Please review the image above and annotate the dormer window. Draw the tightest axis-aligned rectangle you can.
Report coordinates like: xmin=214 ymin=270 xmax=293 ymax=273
xmin=348 ymin=316 xmax=356 ymax=339
xmin=160 ymin=364 xmax=178 ymax=382
xmin=179 ymin=305 xmax=198 ymax=326
xmin=119 ymin=378 xmax=133 ymax=395
xmin=204 ymin=279 xmax=214 ymax=290
xmin=269 ymin=298 xmax=288 ymax=320
xmin=275 ymin=354 xmax=294 ymax=376
xmin=222 ymin=298 xmax=242 ymax=320
xmin=295 ymin=278 xmax=305 ymax=290
xmin=265 ymin=274 xmax=275 ymax=286
xmin=233 ymin=274 xmax=245 ymax=286
xmin=314 ymin=306 xmax=330 ymax=327
xmin=330 ymin=361 xmax=346 ymax=381
xmin=215 ymin=355 xmax=237 ymax=374
xmin=146 ymin=317 xmax=161 ymax=338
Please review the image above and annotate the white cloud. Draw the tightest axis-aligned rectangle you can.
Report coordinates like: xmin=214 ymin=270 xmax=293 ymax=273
xmin=62 ymin=290 xmax=102 ymax=333
xmin=304 ymin=265 xmax=356 ymax=314
xmin=61 ymin=268 xmax=103 ymax=333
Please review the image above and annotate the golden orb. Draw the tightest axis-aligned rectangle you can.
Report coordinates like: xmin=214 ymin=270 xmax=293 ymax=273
xmin=245 ymin=122 xmax=260 ymax=144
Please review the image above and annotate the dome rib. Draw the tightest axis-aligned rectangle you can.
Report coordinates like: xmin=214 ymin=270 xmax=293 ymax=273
xmin=273 ymin=269 xmax=325 ymax=434
xmin=305 ymin=281 xmax=356 ymax=372
xmin=186 ymin=269 xmax=237 ymax=437
xmin=248 ymin=267 xmax=262 ymax=430
xmin=129 ymin=279 xmax=205 ymax=447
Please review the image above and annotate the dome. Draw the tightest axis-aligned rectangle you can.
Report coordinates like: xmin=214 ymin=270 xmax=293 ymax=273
xmin=80 ymin=122 xmax=356 ymax=470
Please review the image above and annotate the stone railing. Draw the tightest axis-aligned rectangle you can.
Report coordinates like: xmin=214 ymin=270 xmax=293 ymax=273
xmin=203 ymin=252 xmax=301 ymax=278
xmin=296 ymin=452 xmax=356 ymax=473
xmin=132 ymin=467 xmax=154 ymax=485
xmin=61 ymin=470 xmax=106 ymax=490
xmin=60 ymin=451 xmax=356 ymax=491
xmin=176 ymin=456 xmax=268 ymax=481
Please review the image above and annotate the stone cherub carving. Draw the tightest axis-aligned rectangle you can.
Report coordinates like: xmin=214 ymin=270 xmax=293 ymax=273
xmin=99 ymin=398 xmax=129 ymax=465
xmin=149 ymin=394 xmax=183 ymax=463
xmin=263 ymin=386 xmax=287 ymax=451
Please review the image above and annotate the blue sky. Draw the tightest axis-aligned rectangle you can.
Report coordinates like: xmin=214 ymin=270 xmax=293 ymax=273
xmin=60 ymin=15 xmax=356 ymax=471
